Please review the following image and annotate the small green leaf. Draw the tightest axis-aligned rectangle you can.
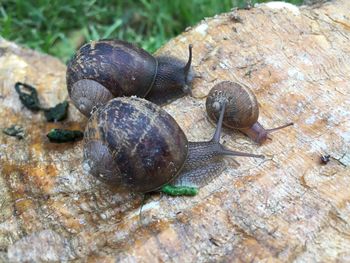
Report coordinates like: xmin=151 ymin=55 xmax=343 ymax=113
xmin=14 ymin=82 xmax=41 ymax=111
xmin=47 ymin=128 xmax=83 ymax=143
xmin=43 ymin=101 xmax=69 ymax=122
xmin=161 ymin=185 xmax=198 ymax=196
xmin=3 ymin=125 xmax=25 ymax=140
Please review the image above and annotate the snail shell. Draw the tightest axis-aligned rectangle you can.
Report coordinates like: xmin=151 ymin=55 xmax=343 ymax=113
xmin=67 ymin=40 xmax=157 ymax=116
xmin=83 ymin=97 xmax=188 ymax=193
xmin=206 ymin=81 xmax=293 ymax=144
xmin=206 ymin=81 xmax=259 ymax=129
xmin=67 ymin=40 xmax=193 ymax=117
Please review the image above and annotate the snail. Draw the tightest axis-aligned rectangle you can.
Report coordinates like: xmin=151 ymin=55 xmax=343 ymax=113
xmin=206 ymin=81 xmax=293 ymax=144
xmin=66 ymin=39 xmax=194 ymax=117
xmin=83 ymin=97 xmax=264 ymax=195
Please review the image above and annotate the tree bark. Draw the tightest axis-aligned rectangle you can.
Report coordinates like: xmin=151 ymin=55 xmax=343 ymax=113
xmin=0 ymin=0 xmax=349 ymax=262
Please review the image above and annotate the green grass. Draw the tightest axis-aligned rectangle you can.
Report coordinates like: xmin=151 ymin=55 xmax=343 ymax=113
xmin=0 ymin=0 xmax=303 ymax=62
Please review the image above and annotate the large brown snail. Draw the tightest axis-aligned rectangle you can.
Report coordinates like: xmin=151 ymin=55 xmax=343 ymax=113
xmin=66 ymin=39 xmax=194 ymax=117
xmin=206 ymin=81 xmax=293 ymax=144
xmin=83 ymin=97 xmax=264 ymax=195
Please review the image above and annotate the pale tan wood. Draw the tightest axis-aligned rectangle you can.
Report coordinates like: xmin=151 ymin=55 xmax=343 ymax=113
xmin=0 ymin=0 xmax=349 ymax=262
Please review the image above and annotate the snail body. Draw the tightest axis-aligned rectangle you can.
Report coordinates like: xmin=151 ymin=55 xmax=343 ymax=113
xmin=67 ymin=39 xmax=193 ymax=117
xmin=83 ymin=97 xmax=263 ymax=194
xmin=206 ymin=81 xmax=293 ymax=144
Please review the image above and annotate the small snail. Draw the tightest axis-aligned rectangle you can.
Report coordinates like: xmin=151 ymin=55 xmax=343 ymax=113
xmin=66 ymin=39 xmax=194 ymax=117
xmin=83 ymin=97 xmax=263 ymax=194
xmin=206 ymin=81 xmax=293 ymax=144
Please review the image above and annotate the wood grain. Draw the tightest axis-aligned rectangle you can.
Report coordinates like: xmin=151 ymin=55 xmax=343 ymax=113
xmin=0 ymin=0 xmax=349 ymax=261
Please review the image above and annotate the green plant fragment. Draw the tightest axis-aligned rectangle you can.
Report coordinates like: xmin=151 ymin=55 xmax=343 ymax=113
xmin=43 ymin=101 xmax=69 ymax=122
xmin=14 ymin=82 xmax=41 ymax=111
xmin=2 ymin=125 xmax=25 ymax=140
xmin=47 ymin=128 xmax=83 ymax=143
xmin=161 ymin=185 xmax=198 ymax=196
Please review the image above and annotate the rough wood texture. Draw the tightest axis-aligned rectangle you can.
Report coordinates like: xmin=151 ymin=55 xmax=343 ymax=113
xmin=1 ymin=1 xmax=349 ymax=262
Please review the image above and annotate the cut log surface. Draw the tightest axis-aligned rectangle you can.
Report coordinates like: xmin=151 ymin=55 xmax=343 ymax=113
xmin=0 ymin=1 xmax=350 ymax=262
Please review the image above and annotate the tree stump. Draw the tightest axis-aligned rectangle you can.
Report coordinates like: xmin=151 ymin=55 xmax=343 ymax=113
xmin=0 ymin=1 xmax=349 ymax=262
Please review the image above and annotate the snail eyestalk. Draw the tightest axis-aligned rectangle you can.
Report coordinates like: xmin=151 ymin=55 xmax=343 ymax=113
xmin=218 ymin=146 xmax=265 ymax=159
xmin=183 ymin=44 xmax=193 ymax=83
xmin=211 ymin=101 xmax=264 ymax=159
xmin=266 ymin=122 xmax=294 ymax=133
xmin=211 ymin=101 xmax=226 ymax=143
